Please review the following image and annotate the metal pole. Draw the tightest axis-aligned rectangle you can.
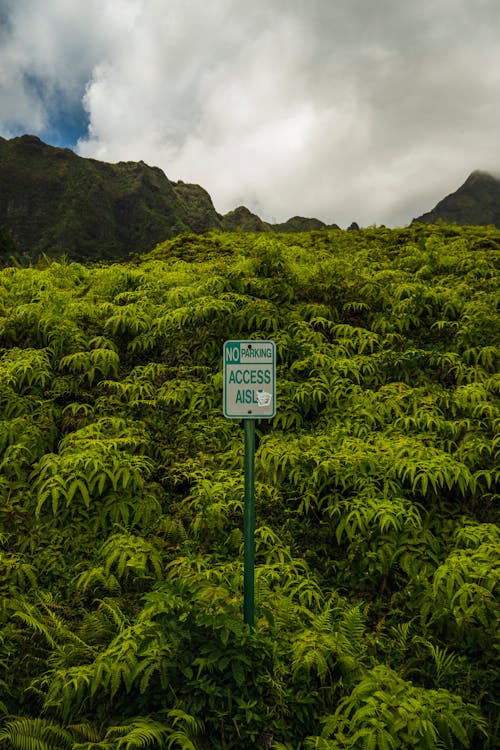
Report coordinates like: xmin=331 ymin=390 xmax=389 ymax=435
xmin=243 ymin=418 xmax=256 ymax=627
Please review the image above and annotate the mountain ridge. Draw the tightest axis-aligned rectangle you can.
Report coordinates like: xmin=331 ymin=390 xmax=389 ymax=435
xmin=1 ymin=134 xmax=500 ymax=263
xmin=0 ymin=135 xmax=223 ymax=261
xmin=0 ymin=135 xmax=340 ymax=262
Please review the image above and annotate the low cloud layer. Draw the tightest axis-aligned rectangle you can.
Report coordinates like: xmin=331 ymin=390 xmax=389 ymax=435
xmin=2 ymin=0 xmax=500 ymax=226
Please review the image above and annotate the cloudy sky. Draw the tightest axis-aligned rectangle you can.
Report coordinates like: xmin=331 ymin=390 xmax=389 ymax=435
xmin=1 ymin=0 xmax=500 ymax=227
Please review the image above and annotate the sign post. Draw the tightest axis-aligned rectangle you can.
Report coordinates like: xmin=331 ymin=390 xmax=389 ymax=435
xmin=223 ymin=340 xmax=276 ymax=627
xmin=243 ymin=418 xmax=256 ymax=626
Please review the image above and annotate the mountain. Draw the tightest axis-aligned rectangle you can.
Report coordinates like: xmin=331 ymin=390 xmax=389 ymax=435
xmin=222 ymin=205 xmax=271 ymax=232
xmin=3 ymin=136 xmax=500 ymax=264
xmin=0 ymin=135 xmax=224 ymax=262
xmin=222 ymin=206 xmax=340 ymax=234
xmin=274 ymin=215 xmax=339 ymax=232
xmin=0 ymin=135 xmax=342 ymax=263
xmin=413 ymin=170 xmax=500 ymax=227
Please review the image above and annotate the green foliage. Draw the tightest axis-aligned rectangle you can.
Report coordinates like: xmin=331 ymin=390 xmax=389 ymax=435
xmin=72 ymin=717 xmax=170 ymax=749
xmin=306 ymin=665 xmax=487 ymax=749
xmin=0 ymin=717 xmax=73 ymax=750
xmin=0 ymin=226 xmax=498 ymax=748
xmin=423 ymin=540 xmax=499 ymax=632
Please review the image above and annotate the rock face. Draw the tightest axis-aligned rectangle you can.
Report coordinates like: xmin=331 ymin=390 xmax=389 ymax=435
xmin=0 ymin=135 xmax=223 ymax=261
xmin=413 ymin=171 xmax=500 ymax=227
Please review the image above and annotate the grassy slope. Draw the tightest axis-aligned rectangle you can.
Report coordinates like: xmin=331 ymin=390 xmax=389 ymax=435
xmin=0 ymin=225 xmax=498 ymax=749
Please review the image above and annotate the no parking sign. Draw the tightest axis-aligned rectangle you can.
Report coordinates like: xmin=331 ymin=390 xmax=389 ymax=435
xmin=223 ymin=340 xmax=276 ymax=419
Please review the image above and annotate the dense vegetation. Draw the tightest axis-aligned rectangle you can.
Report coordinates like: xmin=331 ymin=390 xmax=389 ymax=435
xmin=0 ymin=224 xmax=498 ymax=749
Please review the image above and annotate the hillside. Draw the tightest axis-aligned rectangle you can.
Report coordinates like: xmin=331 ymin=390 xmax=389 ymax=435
xmin=0 ymin=225 xmax=498 ymax=749
xmin=0 ymin=136 xmax=340 ymax=264
xmin=0 ymin=135 xmax=224 ymax=262
xmin=414 ymin=170 xmax=500 ymax=227
xmin=3 ymin=135 xmax=500 ymax=265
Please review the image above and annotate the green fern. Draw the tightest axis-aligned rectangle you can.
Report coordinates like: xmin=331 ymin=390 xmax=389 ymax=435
xmin=309 ymin=665 xmax=487 ymax=750
xmin=72 ymin=718 xmax=169 ymax=750
xmin=0 ymin=716 xmax=73 ymax=750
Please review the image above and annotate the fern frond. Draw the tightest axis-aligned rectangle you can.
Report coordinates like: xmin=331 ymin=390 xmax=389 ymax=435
xmin=113 ymin=718 xmax=168 ymax=749
xmin=0 ymin=716 xmax=72 ymax=750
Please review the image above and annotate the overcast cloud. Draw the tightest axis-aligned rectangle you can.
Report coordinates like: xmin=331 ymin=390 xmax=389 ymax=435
xmin=2 ymin=0 xmax=500 ymax=226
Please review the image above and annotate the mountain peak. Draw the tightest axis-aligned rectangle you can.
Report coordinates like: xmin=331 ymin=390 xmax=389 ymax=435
xmin=0 ymin=135 xmax=223 ymax=261
xmin=464 ymin=169 xmax=498 ymax=184
xmin=413 ymin=170 xmax=500 ymax=227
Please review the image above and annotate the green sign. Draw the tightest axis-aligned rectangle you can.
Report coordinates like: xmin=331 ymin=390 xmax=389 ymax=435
xmin=223 ymin=340 xmax=276 ymax=419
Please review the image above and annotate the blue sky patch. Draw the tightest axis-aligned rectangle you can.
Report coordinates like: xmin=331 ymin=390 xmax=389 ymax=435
xmin=21 ymin=72 xmax=89 ymax=149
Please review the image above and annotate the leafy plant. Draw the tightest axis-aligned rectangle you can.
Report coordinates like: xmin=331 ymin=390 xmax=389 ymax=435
xmin=0 ymin=225 xmax=498 ymax=748
xmin=306 ymin=665 xmax=487 ymax=749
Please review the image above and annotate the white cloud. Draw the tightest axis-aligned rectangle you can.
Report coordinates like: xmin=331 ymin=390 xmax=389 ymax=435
xmin=0 ymin=0 xmax=141 ymax=137
xmin=2 ymin=0 xmax=500 ymax=225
